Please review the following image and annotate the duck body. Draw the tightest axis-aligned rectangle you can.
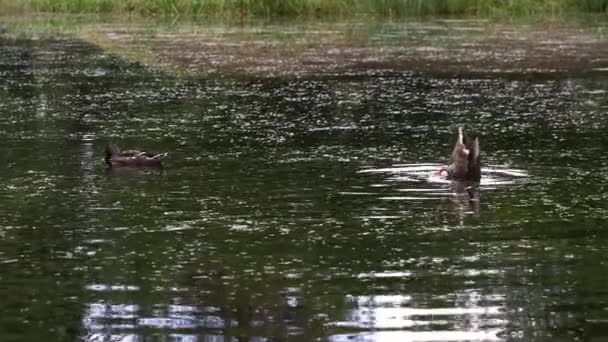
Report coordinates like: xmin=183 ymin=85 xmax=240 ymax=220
xmin=104 ymin=143 xmax=167 ymax=167
xmin=438 ymin=127 xmax=481 ymax=182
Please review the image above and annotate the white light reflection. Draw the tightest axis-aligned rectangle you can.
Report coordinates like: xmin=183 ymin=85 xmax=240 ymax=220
xmin=328 ymin=330 xmax=502 ymax=342
xmin=329 ymin=293 xmax=505 ymax=342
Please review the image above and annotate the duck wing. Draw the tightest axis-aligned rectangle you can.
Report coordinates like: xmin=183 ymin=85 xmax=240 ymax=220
xmin=119 ymin=149 xmax=144 ymax=157
xmin=119 ymin=150 xmax=163 ymax=158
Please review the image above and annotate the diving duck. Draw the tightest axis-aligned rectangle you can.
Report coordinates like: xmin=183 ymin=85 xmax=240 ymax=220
xmin=436 ymin=127 xmax=481 ymax=182
xmin=104 ymin=143 xmax=167 ymax=167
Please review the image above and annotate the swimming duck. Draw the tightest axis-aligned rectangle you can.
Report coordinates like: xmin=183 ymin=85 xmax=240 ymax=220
xmin=104 ymin=143 xmax=167 ymax=167
xmin=436 ymin=127 xmax=481 ymax=182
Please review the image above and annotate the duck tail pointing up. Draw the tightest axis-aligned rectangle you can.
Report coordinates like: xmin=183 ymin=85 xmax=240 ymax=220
xmin=457 ymin=127 xmax=470 ymax=155
xmin=458 ymin=127 xmax=464 ymax=145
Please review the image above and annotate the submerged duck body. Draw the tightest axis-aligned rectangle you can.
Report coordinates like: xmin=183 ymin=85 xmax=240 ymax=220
xmin=437 ymin=127 xmax=481 ymax=182
xmin=104 ymin=143 xmax=167 ymax=167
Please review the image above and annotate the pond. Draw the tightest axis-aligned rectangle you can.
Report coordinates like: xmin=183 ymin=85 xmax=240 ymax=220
xmin=0 ymin=18 xmax=608 ymax=342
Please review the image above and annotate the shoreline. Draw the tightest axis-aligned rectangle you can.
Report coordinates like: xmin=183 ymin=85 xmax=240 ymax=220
xmin=4 ymin=0 xmax=608 ymax=20
xmin=2 ymin=15 xmax=607 ymax=79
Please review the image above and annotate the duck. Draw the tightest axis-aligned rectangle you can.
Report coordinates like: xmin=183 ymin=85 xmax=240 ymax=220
xmin=436 ymin=127 xmax=481 ymax=182
xmin=104 ymin=143 xmax=167 ymax=167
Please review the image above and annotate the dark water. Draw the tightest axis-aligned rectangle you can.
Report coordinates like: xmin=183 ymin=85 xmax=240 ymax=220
xmin=1 ymin=27 xmax=608 ymax=342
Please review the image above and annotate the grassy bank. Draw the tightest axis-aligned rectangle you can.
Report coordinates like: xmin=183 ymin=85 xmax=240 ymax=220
xmin=4 ymin=0 xmax=608 ymax=19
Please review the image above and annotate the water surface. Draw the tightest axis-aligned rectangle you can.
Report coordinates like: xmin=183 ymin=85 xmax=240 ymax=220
xmin=1 ymin=20 xmax=608 ymax=342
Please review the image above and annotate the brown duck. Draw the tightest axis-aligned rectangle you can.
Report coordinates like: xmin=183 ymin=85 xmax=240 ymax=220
xmin=104 ymin=143 xmax=167 ymax=167
xmin=436 ymin=127 xmax=481 ymax=182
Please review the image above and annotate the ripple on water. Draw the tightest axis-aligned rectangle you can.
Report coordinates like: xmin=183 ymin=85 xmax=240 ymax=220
xmin=356 ymin=163 xmax=528 ymax=201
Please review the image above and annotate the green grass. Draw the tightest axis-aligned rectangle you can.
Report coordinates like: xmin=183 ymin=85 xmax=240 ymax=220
xmin=3 ymin=0 xmax=608 ymax=19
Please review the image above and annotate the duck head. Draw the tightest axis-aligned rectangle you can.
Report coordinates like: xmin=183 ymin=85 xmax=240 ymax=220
xmin=105 ymin=143 xmax=120 ymax=164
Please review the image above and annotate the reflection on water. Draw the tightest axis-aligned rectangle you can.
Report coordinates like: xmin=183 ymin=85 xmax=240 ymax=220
xmin=1 ymin=21 xmax=608 ymax=342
